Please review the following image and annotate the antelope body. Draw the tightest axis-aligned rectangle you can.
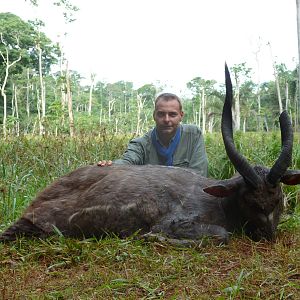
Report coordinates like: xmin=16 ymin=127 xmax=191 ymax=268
xmin=1 ymin=65 xmax=300 ymax=244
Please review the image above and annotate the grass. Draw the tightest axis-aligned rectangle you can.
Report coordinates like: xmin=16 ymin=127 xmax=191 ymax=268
xmin=0 ymin=132 xmax=300 ymax=299
xmin=0 ymin=233 xmax=300 ymax=299
xmin=0 ymin=134 xmax=129 ymax=227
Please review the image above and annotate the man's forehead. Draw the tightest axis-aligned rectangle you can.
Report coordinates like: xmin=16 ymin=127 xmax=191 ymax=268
xmin=155 ymin=99 xmax=181 ymax=111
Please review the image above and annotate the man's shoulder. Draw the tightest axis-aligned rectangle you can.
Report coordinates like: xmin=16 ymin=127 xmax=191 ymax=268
xmin=130 ymin=129 xmax=153 ymax=145
xmin=181 ymin=124 xmax=202 ymax=135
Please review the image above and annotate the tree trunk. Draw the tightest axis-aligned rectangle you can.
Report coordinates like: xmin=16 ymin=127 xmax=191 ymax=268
xmin=207 ymin=111 xmax=214 ymax=133
xmin=65 ymin=61 xmax=75 ymax=137
xmin=268 ymin=42 xmax=283 ymax=113
xmin=1 ymin=87 xmax=7 ymax=138
xmin=192 ymin=103 xmax=196 ymax=125
xmin=88 ymin=73 xmax=96 ymax=116
xmin=234 ymin=77 xmax=241 ymax=131
xmin=108 ymin=97 xmax=115 ymax=123
xmin=36 ymin=86 xmax=43 ymax=135
xmin=37 ymin=42 xmax=46 ymax=135
xmin=26 ymin=68 xmax=30 ymax=118
xmin=0 ymin=34 xmax=21 ymax=138
xmin=201 ymin=89 xmax=206 ymax=134
xmin=285 ymin=82 xmax=289 ymax=111
xmin=198 ymin=96 xmax=201 ymax=128
xmin=297 ymin=0 xmax=300 ymax=128
xmin=124 ymin=92 xmax=127 ymax=114
xmin=58 ymin=41 xmax=66 ymax=126
xmin=14 ymin=84 xmax=20 ymax=136
xmin=11 ymin=83 xmax=15 ymax=117
xmin=99 ymin=108 xmax=103 ymax=125
xmin=264 ymin=115 xmax=269 ymax=132
xmin=254 ymin=41 xmax=262 ymax=130
xmin=294 ymin=81 xmax=299 ymax=129
xmin=115 ymin=117 xmax=118 ymax=135
xmin=136 ymin=95 xmax=145 ymax=135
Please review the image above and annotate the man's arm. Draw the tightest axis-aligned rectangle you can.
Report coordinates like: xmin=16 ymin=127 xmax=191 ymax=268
xmin=98 ymin=137 xmax=147 ymax=167
xmin=188 ymin=131 xmax=208 ymax=176
xmin=113 ymin=139 xmax=146 ymax=165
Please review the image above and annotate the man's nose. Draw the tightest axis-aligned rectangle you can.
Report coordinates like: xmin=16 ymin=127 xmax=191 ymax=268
xmin=164 ymin=114 xmax=170 ymax=122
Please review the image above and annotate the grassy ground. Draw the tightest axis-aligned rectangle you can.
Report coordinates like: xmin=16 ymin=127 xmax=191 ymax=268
xmin=1 ymin=233 xmax=299 ymax=299
xmin=0 ymin=133 xmax=300 ymax=299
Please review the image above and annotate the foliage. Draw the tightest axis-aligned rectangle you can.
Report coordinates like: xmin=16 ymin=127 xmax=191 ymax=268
xmin=26 ymin=0 xmax=79 ymax=23
xmin=0 ymin=10 xmax=300 ymax=135
xmin=0 ymin=13 xmax=59 ymax=78
xmin=0 ymin=10 xmax=299 ymax=139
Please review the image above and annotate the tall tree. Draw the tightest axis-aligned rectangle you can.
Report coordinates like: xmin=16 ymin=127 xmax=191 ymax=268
xmin=268 ymin=42 xmax=283 ymax=113
xmin=26 ymin=0 xmax=79 ymax=23
xmin=187 ymin=77 xmax=217 ymax=133
xmin=88 ymin=73 xmax=96 ymax=116
xmin=253 ymin=37 xmax=263 ymax=130
xmin=231 ymin=63 xmax=251 ymax=131
xmin=31 ymin=19 xmax=48 ymax=134
xmin=65 ymin=61 xmax=75 ymax=137
xmin=0 ymin=33 xmax=22 ymax=138
xmin=296 ymin=0 xmax=300 ymax=129
xmin=0 ymin=13 xmax=59 ymax=136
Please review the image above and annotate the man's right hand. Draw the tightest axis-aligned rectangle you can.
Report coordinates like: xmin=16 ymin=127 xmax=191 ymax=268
xmin=97 ymin=160 xmax=113 ymax=167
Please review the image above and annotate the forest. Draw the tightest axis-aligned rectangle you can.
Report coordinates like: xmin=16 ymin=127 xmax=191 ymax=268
xmin=0 ymin=10 xmax=299 ymax=138
xmin=1 ymin=1 xmax=300 ymax=298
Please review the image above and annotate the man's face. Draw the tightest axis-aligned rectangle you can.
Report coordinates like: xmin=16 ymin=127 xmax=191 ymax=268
xmin=153 ymin=98 xmax=184 ymax=137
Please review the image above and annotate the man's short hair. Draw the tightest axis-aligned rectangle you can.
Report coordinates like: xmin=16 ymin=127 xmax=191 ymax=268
xmin=154 ymin=93 xmax=183 ymax=111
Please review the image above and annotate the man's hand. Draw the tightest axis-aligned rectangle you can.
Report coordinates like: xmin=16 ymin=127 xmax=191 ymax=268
xmin=97 ymin=160 xmax=113 ymax=167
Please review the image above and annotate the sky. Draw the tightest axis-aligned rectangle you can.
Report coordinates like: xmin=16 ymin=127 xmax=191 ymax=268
xmin=0 ymin=0 xmax=298 ymax=95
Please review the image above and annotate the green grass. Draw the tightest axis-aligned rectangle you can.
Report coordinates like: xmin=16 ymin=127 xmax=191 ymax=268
xmin=0 ymin=135 xmax=129 ymax=227
xmin=0 ymin=133 xmax=300 ymax=299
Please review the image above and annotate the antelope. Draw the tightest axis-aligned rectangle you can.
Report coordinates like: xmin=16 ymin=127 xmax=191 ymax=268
xmin=1 ymin=65 xmax=300 ymax=245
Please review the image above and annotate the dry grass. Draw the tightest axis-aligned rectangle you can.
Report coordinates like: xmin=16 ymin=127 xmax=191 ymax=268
xmin=0 ymin=231 xmax=299 ymax=299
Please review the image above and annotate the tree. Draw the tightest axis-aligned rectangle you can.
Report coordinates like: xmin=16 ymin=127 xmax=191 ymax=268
xmin=0 ymin=13 xmax=59 ymax=136
xmin=88 ymin=73 xmax=96 ymax=116
xmin=239 ymin=80 xmax=257 ymax=131
xmin=65 ymin=61 xmax=75 ymax=137
xmin=231 ymin=63 xmax=251 ymax=131
xmin=186 ymin=77 xmax=217 ymax=133
xmin=296 ymin=0 xmax=300 ymax=129
xmin=135 ymin=84 xmax=156 ymax=135
xmin=26 ymin=0 xmax=79 ymax=23
xmin=31 ymin=19 xmax=48 ymax=134
xmin=268 ymin=42 xmax=283 ymax=113
xmin=0 ymin=33 xmax=22 ymax=137
xmin=0 ymin=13 xmax=59 ymax=78
xmin=253 ymin=37 xmax=263 ymax=130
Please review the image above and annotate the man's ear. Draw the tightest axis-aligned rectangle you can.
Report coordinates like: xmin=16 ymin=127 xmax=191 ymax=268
xmin=180 ymin=111 xmax=184 ymax=119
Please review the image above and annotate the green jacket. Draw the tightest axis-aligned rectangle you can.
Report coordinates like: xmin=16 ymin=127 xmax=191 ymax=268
xmin=114 ymin=124 xmax=208 ymax=176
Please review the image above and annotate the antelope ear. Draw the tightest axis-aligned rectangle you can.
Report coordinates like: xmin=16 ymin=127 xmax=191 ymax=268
xmin=280 ymin=170 xmax=300 ymax=185
xmin=203 ymin=184 xmax=237 ymax=197
xmin=203 ymin=177 xmax=243 ymax=197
